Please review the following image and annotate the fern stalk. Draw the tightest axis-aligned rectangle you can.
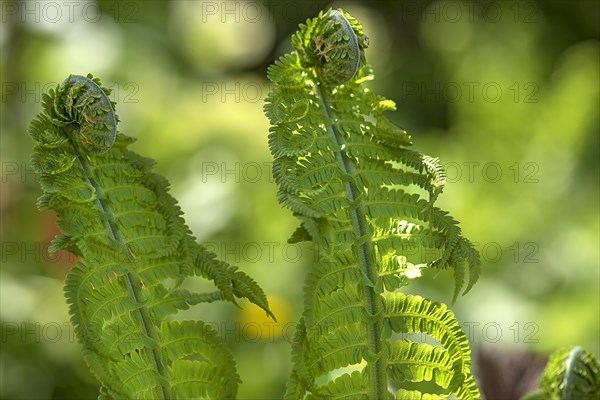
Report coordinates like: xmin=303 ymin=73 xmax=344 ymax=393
xmin=318 ymin=86 xmax=387 ymax=397
xmin=77 ymin=147 xmax=171 ymax=398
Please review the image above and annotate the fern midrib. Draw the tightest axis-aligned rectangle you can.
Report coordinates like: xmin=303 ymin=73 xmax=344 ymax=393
xmin=316 ymin=83 xmax=387 ymax=399
xmin=563 ymin=346 xmax=582 ymax=399
xmin=76 ymin=152 xmax=170 ymax=399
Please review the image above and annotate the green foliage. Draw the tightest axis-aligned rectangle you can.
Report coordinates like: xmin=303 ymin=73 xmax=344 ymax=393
xmin=264 ymin=9 xmax=481 ymax=399
xmin=522 ymin=346 xmax=600 ymax=400
xmin=29 ymin=74 xmax=273 ymax=399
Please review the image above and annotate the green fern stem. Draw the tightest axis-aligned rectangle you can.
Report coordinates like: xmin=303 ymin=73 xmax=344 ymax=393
xmin=317 ymin=86 xmax=387 ymax=398
xmin=76 ymin=154 xmax=169 ymax=399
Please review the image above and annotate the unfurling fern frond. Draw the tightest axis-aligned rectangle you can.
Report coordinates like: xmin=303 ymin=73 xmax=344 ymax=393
xmin=30 ymin=74 xmax=273 ymax=399
xmin=522 ymin=346 xmax=600 ymax=400
xmin=265 ymin=9 xmax=481 ymax=399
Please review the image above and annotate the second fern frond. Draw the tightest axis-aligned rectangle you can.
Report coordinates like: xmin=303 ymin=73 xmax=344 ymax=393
xmin=265 ymin=9 xmax=481 ymax=399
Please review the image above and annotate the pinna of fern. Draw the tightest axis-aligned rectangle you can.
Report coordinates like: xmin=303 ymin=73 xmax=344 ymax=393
xmin=265 ymin=9 xmax=481 ymax=399
xmin=29 ymin=73 xmax=274 ymax=399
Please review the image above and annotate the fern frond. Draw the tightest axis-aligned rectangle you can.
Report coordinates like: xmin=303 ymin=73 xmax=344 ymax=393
xmin=29 ymin=74 xmax=273 ymax=398
xmin=532 ymin=345 xmax=600 ymax=400
xmin=265 ymin=9 xmax=481 ymax=399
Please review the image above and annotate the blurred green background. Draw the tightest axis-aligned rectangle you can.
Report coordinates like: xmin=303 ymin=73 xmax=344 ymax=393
xmin=1 ymin=1 xmax=598 ymax=399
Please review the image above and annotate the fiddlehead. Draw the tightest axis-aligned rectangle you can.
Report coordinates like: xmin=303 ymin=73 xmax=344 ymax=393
xmin=49 ymin=74 xmax=117 ymax=154
xmin=265 ymin=9 xmax=481 ymax=399
xmin=522 ymin=346 xmax=600 ymax=400
xmin=293 ymin=9 xmax=367 ymax=86
xmin=30 ymin=74 xmax=273 ymax=399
